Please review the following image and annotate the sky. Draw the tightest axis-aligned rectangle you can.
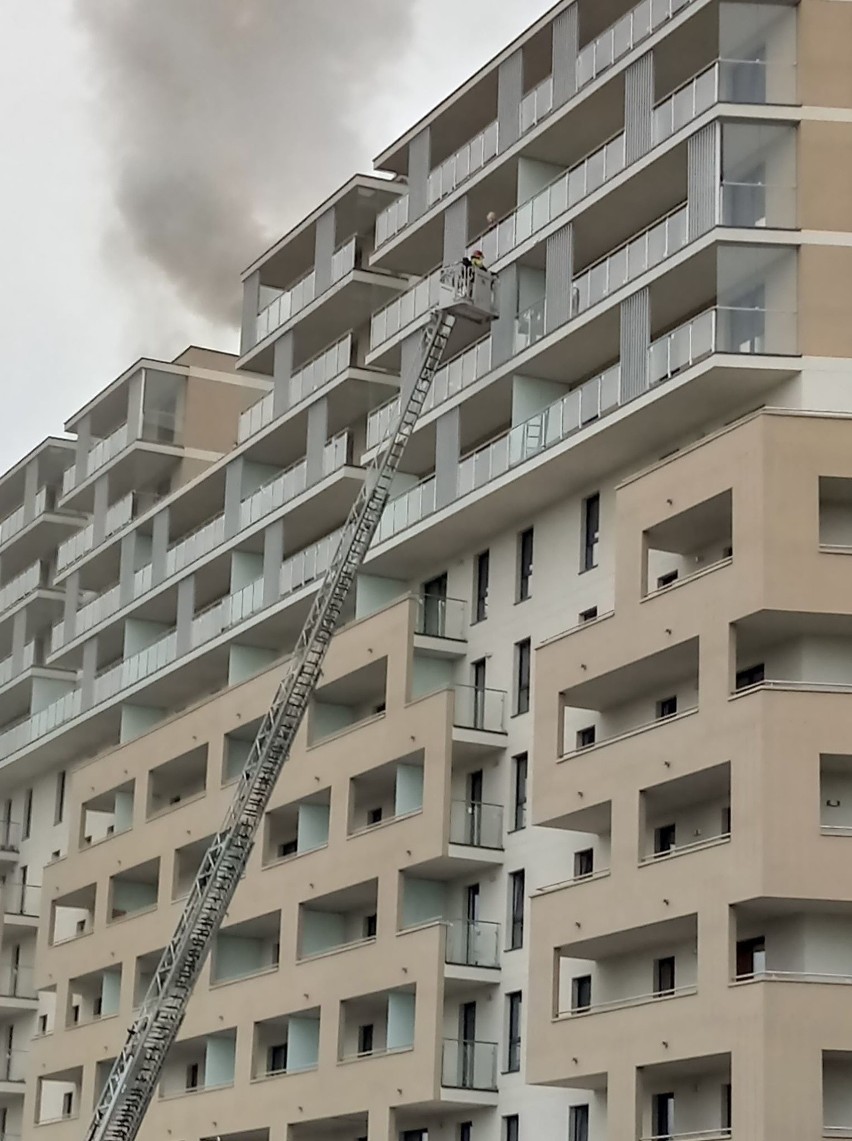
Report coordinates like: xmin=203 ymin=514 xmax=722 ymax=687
xmin=0 ymin=0 xmax=554 ymax=471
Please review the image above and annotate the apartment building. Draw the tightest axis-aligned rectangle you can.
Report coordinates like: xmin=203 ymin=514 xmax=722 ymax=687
xmin=6 ymin=0 xmax=852 ymax=1139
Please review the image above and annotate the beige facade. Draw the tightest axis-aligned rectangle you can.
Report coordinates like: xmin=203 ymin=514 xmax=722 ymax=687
xmin=2 ymin=1 xmax=852 ymax=1140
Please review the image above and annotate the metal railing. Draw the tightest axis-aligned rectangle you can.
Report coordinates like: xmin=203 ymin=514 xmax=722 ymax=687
xmin=373 ymin=476 xmax=437 ymax=544
xmin=449 ymin=800 xmax=504 ymax=849
xmin=519 ymin=75 xmax=553 ymax=135
xmin=0 ymin=819 xmax=21 ymax=853
xmin=640 ymin=831 xmax=730 ymax=863
xmin=254 ymin=236 xmax=356 ymax=346
xmin=441 ymin=1038 xmax=498 ymax=1091
xmin=428 ymin=120 xmax=499 ymax=209
xmin=56 ymin=490 xmax=136 ymax=571
xmin=0 ymin=1048 xmax=28 ymax=1081
xmin=414 ymin=595 xmax=467 ymax=641
xmin=558 ymin=982 xmax=697 ymax=1017
xmin=445 ymin=918 xmax=501 ymax=968
xmin=639 ymin=1131 xmax=731 ymax=1141
xmin=453 ymin=685 xmax=507 ymax=733
xmin=735 ymin=969 xmax=852 ymax=985
xmin=376 ymin=192 xmax=411 ymax=247
xmin=576 ymin=0 xmax=694 ymax=90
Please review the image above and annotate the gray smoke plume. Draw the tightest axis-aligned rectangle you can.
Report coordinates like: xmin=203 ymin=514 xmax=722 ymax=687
xmin=74 ymin=1 xmax=413 ymax=327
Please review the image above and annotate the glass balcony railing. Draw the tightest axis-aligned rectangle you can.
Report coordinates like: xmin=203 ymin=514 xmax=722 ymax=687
xmin=449 ymin=799 xmax=504 ymax=848
xmin=373 ymin=305 xmax=794 ymax=549
xmin=445 ymin=918 xmax=501 ymax=968
xmin=428 ymin=121 xmax=499 ymax=208
xmin=376 ymin=192 xmax=410 ymax=247
xmin=376 ymin=0 xmax=704 ymax=250
xmin=238 ymin=333 xmax=355 ymax=444
xmin=63 ymin=423 xmax=130 ymax=495
xmin=719 ymin=181 xmax=797 ymax=230
xmin=0 ymin=642 xmax=34 ymax=688
xmin=4 ymin=881 xmax=41 ymax=918
xmin=0 ymin=487 xmax=47 ymax=548
xmin=453 ymin=685 xmax=507 ymax=733
xmin=0 ymin=964 xmax=35 ymax=1000
xmin=57 ymin=491 xmax=135 ymax=572
xmin=239 ymin=431 xmax=349 ymax=531
xmin=254 ymin=237 xmax=356 ymax=346
xmin=441 ymin=1038 xmax=498 ymax=1092
xmin=519 ymin=75 xmax=554 ymax=135
xmin=366 ymin=336 xmax=492 ymax=449
xmin=370 ymin=267 xmax=442 ymax=352
xmin=0 ymin=561 xmax=43 ymax=618
xmin=166 ymin=514 xmax=226 ymax=579
xmin=0 ymin=530 xmax=341 ymax=763
xmin=415 ymin=594 xmax=467 ymax=640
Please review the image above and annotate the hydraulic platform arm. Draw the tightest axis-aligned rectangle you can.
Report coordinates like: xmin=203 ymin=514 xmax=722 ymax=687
xmin=82 ymin=265 xmax=496 ymax=1141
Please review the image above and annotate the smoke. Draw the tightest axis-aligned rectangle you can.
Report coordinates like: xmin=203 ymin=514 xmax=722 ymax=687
xmin=74 ymin=0 xmax=414 ymax=329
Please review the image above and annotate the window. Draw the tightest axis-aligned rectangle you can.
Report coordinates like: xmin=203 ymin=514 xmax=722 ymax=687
xmin=185 ymin=1062 xmax=200 ymax=1090
xmin=517 ymin=528 xmax=534 ymax=601
xmin=736 ymin=662 xmax=765 ymax=690
xmin=722 ymin=805 xmax=732 ymax=834
xmin=422 ymin=573 xmax=448 ymax=637
xmin=581 ymin=493 xmax=600 ymax=571
xmin=657 ymin=569 xmax=679 ymax=589
xmin=576 ymin=726 xmax=596 ymax=750
xmin=22 ymin=789 xmax=32 ymax=840
xmin=656 ymin=696 xmax=677 ymax=719
xmin=514 ymin=639 xmax=531 ymax=715
xmin=55 ymin=770 xmax=66 ymax=825
xmin=367 ymin=807 xmax=383 ymax=826
xmin=506 ymin=991 xmax=522 ymax=1072
xmin=574 ymin=848 xmax=594 ymax=878
xmin=735 ymin=936 xmax=765 ymax=978
xmin=503 ymin=1115 xmax=519 ymax=1141
xmin=363 ymin=913 xmax=378 ymax=939
xmin=459 ymin=1124 xmax=473 ymax=1141
xmin=358 ymin=1023 xmax=374 ymax=1055
xmin=268 ymin=1042 xmax=288 ymax=1073
xmin=654 ymin=955 xmax=676 ymax=996
xmin=722 ymin=1083 xmax=732 ymax=1130
xmin=277 ymin=839 xmax=298 ymax=859
xmin=512 ymin=754 xmax=528 ymax=831
xmin=474 ymin=551 xmax=490 ymax=622
xmin=654 ymin=823 xmax=677 ymax=855
xmin=652 ymin=1092 xmax=674 ymax=1139
xmin=62 ymin=1091 xmax=74 ymax=1118
xmin=509 ymin=870 xmax=525 ymax=949
xmin=579 ymin=606 xmax=598 ymax=623
xmin=569 ymin=1105 xmax=590 ymax=1141
xmin=571 ymin=975 xmax=592 ymax=1012
xmin=471 ymin=658 xmax=487 ymax=731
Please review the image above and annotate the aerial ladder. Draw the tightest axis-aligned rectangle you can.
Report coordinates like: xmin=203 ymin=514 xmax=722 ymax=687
xmin=82 ymin=263 xmax=497 ymax=1141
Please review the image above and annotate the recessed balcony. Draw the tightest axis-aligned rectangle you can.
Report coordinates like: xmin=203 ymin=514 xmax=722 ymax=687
xmin=252 ymin=1008 xmax=320 ymax=1080
xmin=66 ymin=965 xmax=122 ymax=1028
xmin=211 ymin=912 xmax=280 ymax=986
xmin=298 ymin=879 xmax=379 ymax=961
xmin=347 ymin=756 xmax=423 ymax=838
xmin=158 ymin=1029 xmax=236 ymax=1100
xmin=338 ymin=986 xmax=416 ymax=1063
xmin=640 ymin=763 xmax=731 ymax=864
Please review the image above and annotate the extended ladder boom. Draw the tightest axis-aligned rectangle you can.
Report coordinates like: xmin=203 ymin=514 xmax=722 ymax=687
xmin=84 ymin=270 xmax=493 ymax=1141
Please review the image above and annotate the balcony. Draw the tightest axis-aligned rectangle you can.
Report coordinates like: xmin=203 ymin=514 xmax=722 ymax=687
xmin=732 ymin=901 xmax=852 ymax=985
xmin=80 ymin=781 xmax=134 ymax=848
xmin=159 ymin=1029 xmax=236 ymax=1099
xmin=555 ymin=915 xmax=698 ymax=1019
xmin=347 ymin=759 xmax=423 ymax=838
xmin=0 ymin=963 xmax=37 ymax=1003
xmin=640 ymin=763 xmax=731 ymax=864
xmin=66 ymin=965 xmax=122 ymax=1028
xmin=298 ymin=879 xmax=379 ymax=961
xmin=238 ymin=334 xmax=354 ymax=443
xmin=263 ymin=791 xmax=330 ymax=864
xmin=146 ymin=745 xmax=208 ymax=818
xmin=253 ymin=237 xmax=356 ymax=347
xmin=252 ymin=1010 xmax=320 ymax=1079
xmin=211 ymin=912 xmax=280 ymax=985
xmin=36 ymin=1066 xmax=81 ymax=1125
xmin=413 ymin=594 xmax=467 ymax=644
xmin=0 ymin=531 xmax=341 ymax=766
xmin=50 ymin=883 xmax=96 ymax=945
xmin=638 ymin=1056 xmax=731 ymax=1141
xmin=369 ymin=304 xmax=794 ymax=553
xmin=449 ymin=801 xmax=504 ymax=852
xmin=56 ymin=491 xmax=136 ymax=573
xmin=560 ymin=638 xmax=699 ymax=759
xmin=0 ymin=560 xmax=48 ymax=621
xmin=338 ymin=987 xmax=415 ymax=1062
xmin=441 ymin=1038 xmax=498 ymax=1092
xmin=62 ymin=422 xmax=129 ymax=496
xmin=445 ymin=918 xmax=501 ymax=970
xmin=108 ymin=857 xmax=159 ymax=923
xmin=452 ymin=684 xmax=507 ymax=735
xmin=4 ymin=880 xmax=41 ymax=924
xmin=374 ymin=0 xmax=702 ymax=251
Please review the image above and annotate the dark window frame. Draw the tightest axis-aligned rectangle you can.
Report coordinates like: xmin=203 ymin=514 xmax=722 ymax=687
xmin=581 ymin=493 xmax=600 ymax=572
xmin=517 ymin=528 xmax=534 ymax=601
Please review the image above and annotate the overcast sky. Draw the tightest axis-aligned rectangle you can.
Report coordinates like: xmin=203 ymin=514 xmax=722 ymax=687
xmin=0 ymin=1 xmax=553 ymax=472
